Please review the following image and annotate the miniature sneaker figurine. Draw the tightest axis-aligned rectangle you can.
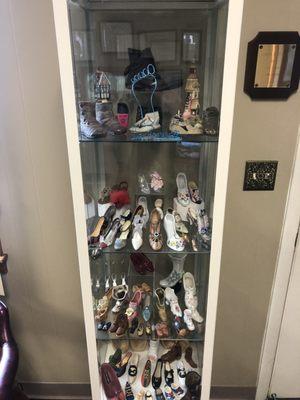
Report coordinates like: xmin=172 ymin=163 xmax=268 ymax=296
xmin=130 ymin=111 xmax=161 ymax=133
xmin=165 ymin=287 xmax=182 ymax=317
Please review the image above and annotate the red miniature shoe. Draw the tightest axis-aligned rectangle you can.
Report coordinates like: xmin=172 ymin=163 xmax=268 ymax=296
xmin=100 ymin=363 xmax=125 ymax=400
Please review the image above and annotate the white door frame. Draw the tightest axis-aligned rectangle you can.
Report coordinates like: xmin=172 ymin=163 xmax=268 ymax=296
xmin=256 ymin=125 xmax=300 ymax=400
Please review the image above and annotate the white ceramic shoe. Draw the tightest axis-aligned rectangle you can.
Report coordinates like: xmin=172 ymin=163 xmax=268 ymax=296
xmin=183 ymin=272 xmax=203 ymax=323
xmin=183 ymin=309 xmax=195 ymax=331
xmin=148 ymin=340 xmax=159 ymax=362
xmin=130 ymin=111 xmax=161 ymax=133
xmin=165 ymin=287 xmax=182 ymax=317
xmin=176 ymin=172 xmax=190 ymax=207
xmin=164 ymin=213 xmax=185 ymax=252
xmin=132 ymin=225 xmax=143 ymax=250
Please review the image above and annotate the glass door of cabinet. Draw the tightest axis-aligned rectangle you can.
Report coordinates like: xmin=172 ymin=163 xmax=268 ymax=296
xmin=68 ymin=0 xmax=228 ymax=398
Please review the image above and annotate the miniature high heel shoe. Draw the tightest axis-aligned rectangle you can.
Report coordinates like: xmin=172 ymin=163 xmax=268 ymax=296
xmin=155 ymin=288 xmax=167 ymax=322
xmin=125 ymin=289 xmax=143 ymax=321
xmin=100 ymin=218 xmax=121 ymax=248
xmin=165 ymin=287 xmax=182 ymax=317
xmin=176 ymin=172 xmax=190 ymax=207
xmin=149 ymin=209 xmax=163 ymax=251
xmin=164 ymin=213 xmax=185 ymax=252
xmin=132 ymin=205 xmax=145 ymax=250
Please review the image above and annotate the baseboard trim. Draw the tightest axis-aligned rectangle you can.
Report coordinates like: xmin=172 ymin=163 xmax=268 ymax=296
xmin=211 ymin=386 xmax=256 ymax=399
xmin=20 ymin=382 xmax=256 ymax=399
xmin=20 ymin=382 xmax=91 ymax=399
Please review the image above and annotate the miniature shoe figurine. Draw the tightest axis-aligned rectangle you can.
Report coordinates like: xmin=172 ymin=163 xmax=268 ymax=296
xmin=112 ymin=281 xmax=128 ymax=313
xmin=174 ymin=212 xmax=188 ymax=234
xmin=130 ymin=253 xmax=154 ymax=275
xmin=185 ymin=371 xmax=201 ymax=398
xmin=145 ymin=391 xmax=154 ymax=400
xmin=183 ymin=272 xmax=203 ymax=323
xmin=94 ymin=288 xmax=112 ymax=322
xmin=109 ymin=348 xmax=122 ymax=367
xmin=155 ymin=288 xmax=167 ymax=322
xmin=161 ymin=342 xmax=182 ymax=364
xmin=155 ymin=322 xmax=169 ymax=339
xmin=137 ymin=196 xmax=149 ymax=226
xmin=154 ymin=198 xmax=164 ymax=219
xmin=79 ymin=101 xmax=106 ymax=138
xmin=160 ymin=254 xmax=186 ymax=288
xmin=132 ymin=205 xmax=145 ymax=250
xmin=169 ymin=111 xmax=203 ymax=135
xmin=100 ymin=218 xmax=121 ymax=248
xmin=95 ymin=101 xmax=127 ymax=135
xmin=152 ymin=359 xmax=163 ymax=389
xmin=128 ymin=353 xmax=139 ymax=384
xmin=164 ymin=213 xmax=185 ymax=252
xmin=149 ymin=209 xmax=163 ymax=251
xmin=164 ymin=362 xmax=174 ymax=387
xmin=142 ymin=293 xmax=152 ymax=322
xmin=155 ymin=388 xmax=165 ymax=400
xmin=183 ymin=309 xmax=195 ymax=331
xmin=114 ymin=352 xmax=132 ymax=377
xmin=164 ymin=384 xmax=175 ymax=400
xmin=165 ymin=287 xmax=182 ymax=317
xmin=177 ymin=361 xmax=187 ymax=389
xmin=141 ymin=359 xmax=152 ymax=387
xmin=170 ymin=384 xmax=184 ymax=396
xmin=150 ymin=171 xmax=164 ymax=192
xmin=125 ymin=382 xmax=134 ymax=400
xmin=126 ymin=289 xmax=143 ymax=321
xmin=138 ymin=174 xmax=150 ymax=194
xmin=174 ymin=316 xmax=187 ymax=337
xmin=188 ymin=181 xmax=201 ymax=204
xmin=130 ymin=111 xmax=161 ymax=133
xmin=176 ymin=173 xmax=190 ymax=207
xmin=100 ymin=363 xmax=125 ymax=400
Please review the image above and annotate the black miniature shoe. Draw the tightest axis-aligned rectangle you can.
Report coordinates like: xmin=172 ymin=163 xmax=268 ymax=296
xmin=164 ymin=362 xmax=174 ymax=387
xmin=152 ymin=359 xmax=163 ymax=389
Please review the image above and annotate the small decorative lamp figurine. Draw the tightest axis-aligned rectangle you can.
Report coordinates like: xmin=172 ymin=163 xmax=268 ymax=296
xmin=0 ymin=240 xmax=8 ymax=274
xmin=95 ymin=68 xmax=111 ymax=101
xmin=183 ymin=64 xmax=200 ymax=120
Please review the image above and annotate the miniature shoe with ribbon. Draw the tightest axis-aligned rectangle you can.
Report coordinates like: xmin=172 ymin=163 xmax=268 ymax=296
xmin=165 ymin=287 xmax=182 ymax=317
xmin=125 ymin=289 xmax=143 ymax=321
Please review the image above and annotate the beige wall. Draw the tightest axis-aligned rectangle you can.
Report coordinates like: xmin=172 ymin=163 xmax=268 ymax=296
xmin=212 ymin=0 xmax=300 ymax=387
xmin=0 ymin=0 xmax=89 ymax=383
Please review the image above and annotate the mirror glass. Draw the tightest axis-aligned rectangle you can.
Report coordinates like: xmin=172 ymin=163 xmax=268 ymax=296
xmin=254 ymin=43 xmax=296 ymax=88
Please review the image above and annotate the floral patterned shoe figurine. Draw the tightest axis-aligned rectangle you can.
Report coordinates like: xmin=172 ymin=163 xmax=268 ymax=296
xmin=188 ymin=181 xmax=201 ymax=204
xmin=165 ymin=287 xmax=182 ymax=317
xmin=164 ymin=212 xmax=185 ymax=252
xmin=150 ymin=171 xmax=164 ymax=192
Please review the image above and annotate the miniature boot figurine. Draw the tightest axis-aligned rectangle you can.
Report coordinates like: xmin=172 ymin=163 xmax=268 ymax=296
xmin=95 ymin=101 xmax=127 ymax=135
xmin=160 ymin=253 xmax=186 ymax=288
xmin=79 ymin=101 xmax=106 ymax=138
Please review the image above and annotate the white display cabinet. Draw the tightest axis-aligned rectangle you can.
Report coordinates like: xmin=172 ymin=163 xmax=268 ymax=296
xmin=52 ymin=1 xmax=244 ymax=399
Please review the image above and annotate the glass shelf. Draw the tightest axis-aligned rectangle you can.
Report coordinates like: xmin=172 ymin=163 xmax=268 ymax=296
xmin=95 ymin=326 xmax=205 ymax=342
xmin=79 ymin=132 xmax=219 ymax=144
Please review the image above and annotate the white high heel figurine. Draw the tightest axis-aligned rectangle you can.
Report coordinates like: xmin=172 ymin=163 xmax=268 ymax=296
xmin=164 ymin=212 xmax=185 ymax=251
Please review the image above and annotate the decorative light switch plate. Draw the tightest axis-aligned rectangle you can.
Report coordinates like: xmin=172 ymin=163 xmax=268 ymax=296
xmin=243 ymin=161 xmax=278 ymax=191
